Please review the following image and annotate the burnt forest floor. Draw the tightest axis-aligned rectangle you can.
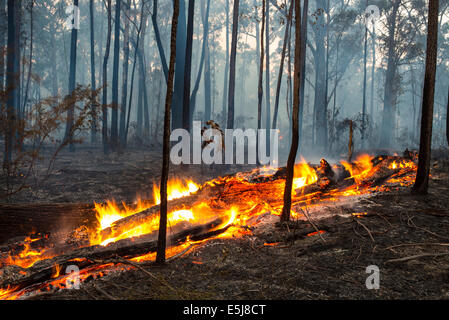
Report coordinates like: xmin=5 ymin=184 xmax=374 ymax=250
xmin=6 ymin=148 xmax=449 ymax=299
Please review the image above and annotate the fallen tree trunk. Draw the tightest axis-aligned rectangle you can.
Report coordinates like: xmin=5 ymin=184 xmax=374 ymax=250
xmin=1 ymin=217 xmax=228 ymax=293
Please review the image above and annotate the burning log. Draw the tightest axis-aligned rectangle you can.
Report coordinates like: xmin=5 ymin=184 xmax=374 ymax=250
xmin=0 ymin=217 xmax=229 ymax=295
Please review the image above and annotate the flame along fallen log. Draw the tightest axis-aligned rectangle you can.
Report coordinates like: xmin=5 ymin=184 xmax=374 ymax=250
xmin=0 ymin=217 xmax=229 ymax=295
xmin=98 ymin=156 xmax=415 ymax=242
xmin=0 ymin=155 xmax=417 ymax=298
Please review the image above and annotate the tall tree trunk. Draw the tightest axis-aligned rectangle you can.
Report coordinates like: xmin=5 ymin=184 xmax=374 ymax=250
xmin=265 ymin=0 xmax=271 ymax=154
xmin=203 ymin=0 xmax=212 ymax=123
xmin=156 ymin=0 xmax=180 ymax=265
xmin=379 ymin=0 xmax=400 ymax=149
xmin=226 ymin=0 xmax=240 ymax=129
xmin=90 ymin=0 xmax=97 ymax=143
xmin=182 ymin=0 xmax=195 ymax=131
xmin=110 ymin=0 xmax=121 ymax=150
xmin=361 ymin=5 xmax=368 ymax=148
xmin=0 ymin=0 xmax=5 ymax=95
xmin=189 ymin=0 xmax=210 ymax=124
xmin=257 ymin=0 xmax=266 ymax=166
xmin=102 ymin=0 xmax=112 ymax=155
xmin=221 ymin=0 xmax=229 ymax=126
xmin=172 ymin=0 xmax=186 ymax=130
xmin=136 ymin=14 xmax=148 ymax=141
xmin=297 ymin=0 xmax=309 ymax=155
xmin=324 ymin=0 xmax=330 ymax=152
xmin=370 ymin=23 xmax=376 ymax=121
xmin=412 ymin=0 xmax=439 ymax=194
xmin=21 ymin=0 xmax=32 ymax=115
xmin=119 ymin=0 xmax=130 ymax=147
xmin=281 ymin=0 xmax=302 ymax=222
xmin=272 ymin=0 xmax=293 ymax=129
xmin=125 ymin=3 xmax=146 ymax=145
xmin=446 ymin=84 xmax=449 ymax=147
xmin=312 ymin=0 xmax=327 ymax=152
xmin=151 ymin=0 xmax=168 ymax=81
xmin=4 ymin=0 xmax=17 ymax=169
xmin=65 ymin=0 xmax=78 ymax=153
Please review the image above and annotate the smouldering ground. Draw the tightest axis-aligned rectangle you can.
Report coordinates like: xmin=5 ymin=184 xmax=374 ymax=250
xmin=16 ymin=152 xmax=449 ymax=300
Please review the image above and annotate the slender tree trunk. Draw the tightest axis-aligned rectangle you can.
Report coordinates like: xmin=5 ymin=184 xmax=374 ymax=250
xmin=412 ymin=0 xmax=439 ymax=194
xmin=110 ymin=0 xmax=121 ymax=150
xmin=182 ymin=0 xmax=195 ymax=131
xmin=446 ymin=84 xmax=449 ymax=146
xmin=189 ymin=0 xmax=210 ymax=124
xmin=361 ymin=6 xmax=368 ymax=148
xmin=4 ymin=0 xmax=17 ymax=169
xmin=265 ymin=0 xmax=271 ymax=153
xmin=226 ymin=0 xmax=240 ymax=129
xmin=379 ymin=0 xmax=400 ymax=149
xmin=203 ymin=18 xmax=212 ymax=123
xmin=281 ymin=0 xmax=302 ymax=222
xmin=151 ymin=0 xmax=168 ymax=81
xmin=297 ymin=0 xmax=309 ymax=155
xmin=257 ymin=0 xmax=266 ymax=166
xmin=272 ymin=0 xmax=293 ymax=129
xmin=22 ymin=0 xmax=32 ymax=115
xmin=90 ymin=0 xmax=97 ymax=143
xmin=0 ymin=0 xmax=5 ymax=95
xmin=156 ymin=0 xmax=180 ymax=265
xmin=119 ymin=0 xmax=130 ymax=147
xmin=124 ymin=2 xmax=146 ymax=145
xmin=65 ymin=0 xmax=78 ymax=153
xmin=324 ymin=0 xmax=330 ymax=152
xmin=370 ymin=23 xmax=375 ymax=121
xmin=221 ymin=0 xmax=229 ymax=126
xmin=172 ymin=0 xmax=186 ymax=130
xmin=312 ymin=0 xmax=327 ymax=152
xmin=102 ymin=0 xmax=112 ymax=154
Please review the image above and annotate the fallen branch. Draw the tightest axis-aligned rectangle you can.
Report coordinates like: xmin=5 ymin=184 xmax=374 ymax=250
xmin=385 ymin=252 xmax=449 ymax=264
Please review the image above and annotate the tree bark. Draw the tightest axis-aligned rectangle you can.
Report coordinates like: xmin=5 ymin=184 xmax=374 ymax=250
xmin=298 ymin=0 xmax=309 ymax=155
xmin=90 ymin=0 xmax=97 ymax=144
xmin=221 ymin=0 xmax=230 ymax=126
xmin=257 ymin=0 xmax=266 ymax=166
xmin=102 ymin=0 xmax=112 ymax=155
xmin=226 ymin=0 xmax=240 ymax=129
xmin=272 ymin=0 xmax=293 ymax=129
xmin=110 ymin=0 xmax=121 ymax=150
xmin=156 ymin=0 xmax=180 ymax=265
xmin=265 ymin=0 xmax=271 ymax=154
xmin=412 ymin=0 xmax=439 ymax=194
xmin=151 ymin=0 xmax=168 ymax=81
xmin=446 ymin=84 xmax=449 ymax=146
xmin=281 ymin=0 xmax=302 ymax=222
xmin=379 ymin=0 xmax=400 ymax=149
xmin=189 ymin=0 xmax=210 ymax=125
xmin=182 ymin=0 xmax=195 ymax=131
xmin=64 ymin=0 xmax=78 ymax=153
xmin=361 ymin=4 xmax=368 ymax=148
xmin=119 ymin=0 xmax=131 ymax=148
xmin=4 ymin=0 xmax=17 ymax=171
xmin=171 ymin=0 xmax=186 ymax=130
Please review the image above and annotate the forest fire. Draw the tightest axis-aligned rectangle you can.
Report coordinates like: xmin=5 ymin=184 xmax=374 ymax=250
xmin=0 ymin=154 xmax=418 ymax=300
